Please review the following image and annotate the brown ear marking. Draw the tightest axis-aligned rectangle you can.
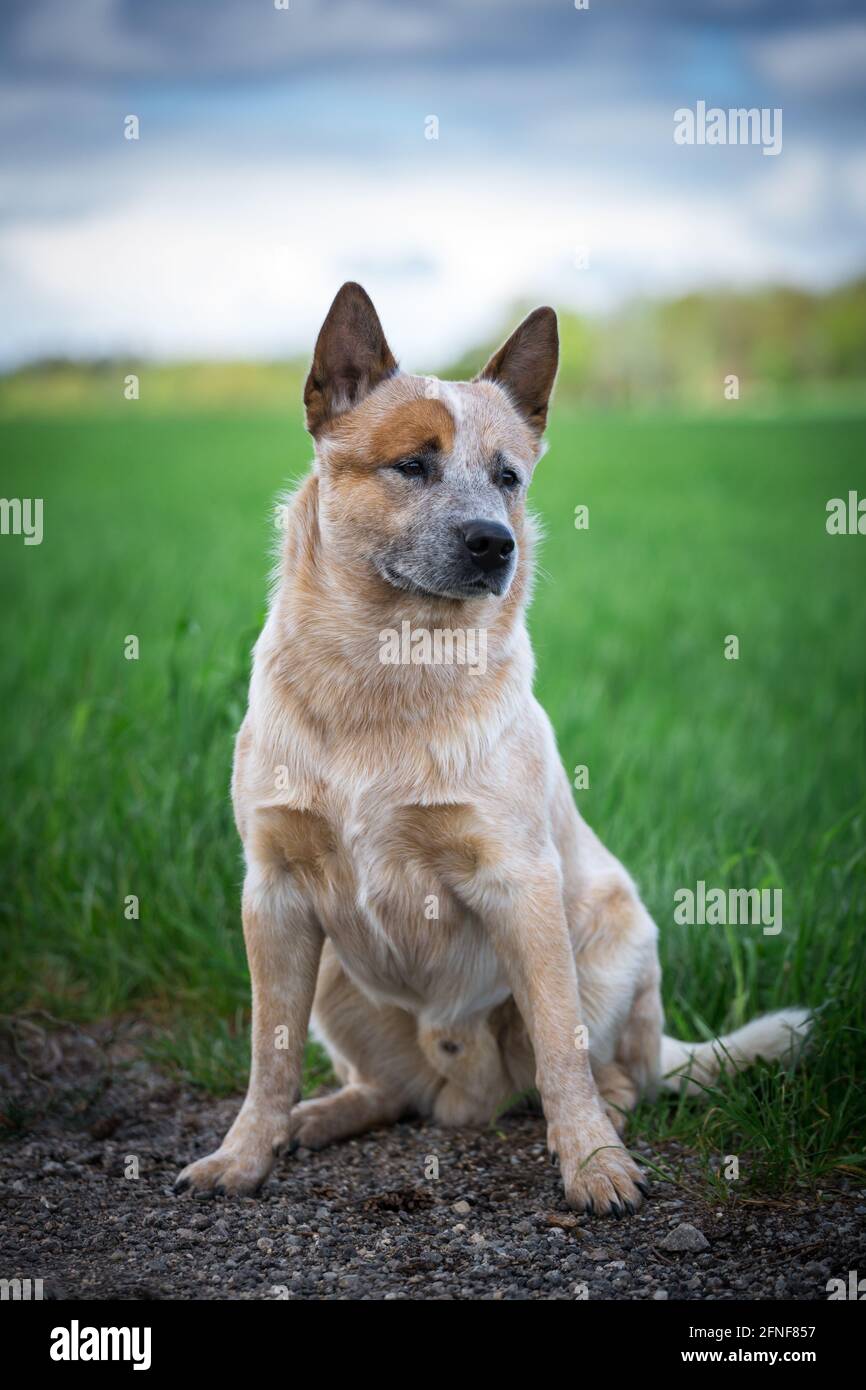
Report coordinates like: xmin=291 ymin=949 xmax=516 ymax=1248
xmin=304 ymin=282 xmax=398 ymax=436
xmin=476 ymin=306 xmax=559 ymax=437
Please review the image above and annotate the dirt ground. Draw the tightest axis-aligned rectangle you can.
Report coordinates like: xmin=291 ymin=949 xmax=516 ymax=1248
xmin=1 ymin=1018 xmax=863 ymax=1302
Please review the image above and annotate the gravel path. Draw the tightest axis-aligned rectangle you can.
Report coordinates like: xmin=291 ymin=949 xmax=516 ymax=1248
xmin=1 ymin=1019 xmax=863 ymax=1301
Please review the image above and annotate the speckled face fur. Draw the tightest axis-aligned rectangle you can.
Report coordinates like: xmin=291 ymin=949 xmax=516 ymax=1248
xmin=175 ymin=284 xmax=811 ymax=1218
xmin=315 ymin=374 xmax=536 ymax=600
xmin=307 ymin=289 xmax=556 ymax=604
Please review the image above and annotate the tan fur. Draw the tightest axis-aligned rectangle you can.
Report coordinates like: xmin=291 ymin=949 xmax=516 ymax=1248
xmin=177 ymin=285 xmax=808 ymax=1217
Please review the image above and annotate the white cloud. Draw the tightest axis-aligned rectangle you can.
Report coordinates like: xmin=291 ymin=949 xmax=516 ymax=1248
xmin=845 ymin=150 xmax=866 ymax=218
xmin=2 ymin=149 xmax=863 ymax=368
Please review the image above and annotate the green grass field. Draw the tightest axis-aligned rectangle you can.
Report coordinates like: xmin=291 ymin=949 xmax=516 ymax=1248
xmin=2 ymin=406 xmax=865 ymax=1194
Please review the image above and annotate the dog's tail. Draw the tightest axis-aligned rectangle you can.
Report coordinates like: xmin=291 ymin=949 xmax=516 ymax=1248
xmin=660 ymin=1008 xmax=811 ymax=1097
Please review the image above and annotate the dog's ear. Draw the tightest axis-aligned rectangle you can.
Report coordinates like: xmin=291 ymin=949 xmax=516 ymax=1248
xmin=476 ymin=307 xmax=559 ymax=437
xmin=304 ymin=283 xmax=397 ymax=435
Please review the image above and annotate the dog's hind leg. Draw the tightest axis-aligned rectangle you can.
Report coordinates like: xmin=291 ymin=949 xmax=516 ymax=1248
xmin=591 ymin=1060 xmax=639 ymax=1135
xmin=564 ymin=874 xmax=663 ymax=1121
xmin=287 ymin=1082 xmax=404 ymax=1150
xmin=614 ymin=950 xmax=664 ymax=1101
xmin=289 ymin=942 xmax=442 ymax=1150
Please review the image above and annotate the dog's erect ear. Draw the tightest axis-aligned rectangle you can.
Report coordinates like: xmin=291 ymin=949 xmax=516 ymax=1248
xmin=303 ymin=282 xmax=397 ymax=435
xmin=476 ymin=307 xmax=559 ymax=437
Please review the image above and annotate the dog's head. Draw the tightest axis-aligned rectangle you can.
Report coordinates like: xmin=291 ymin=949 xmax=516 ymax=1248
xmin=303 ymin=282 xmax=558 ymax=602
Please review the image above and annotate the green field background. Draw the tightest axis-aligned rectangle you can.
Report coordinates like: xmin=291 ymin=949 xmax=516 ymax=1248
xmin=1 ymin=405 xmax=864 ymax=1190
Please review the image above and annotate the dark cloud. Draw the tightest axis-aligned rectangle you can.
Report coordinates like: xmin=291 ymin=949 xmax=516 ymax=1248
xmin=2 ymin=0 xmax=864 ymax=173
xmin=2 ymin=0 xmax=865 ymax=84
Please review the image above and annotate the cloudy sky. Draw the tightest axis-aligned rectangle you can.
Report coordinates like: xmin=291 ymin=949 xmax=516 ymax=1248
xmin=2 ymin=0 xmax=865 ymax=369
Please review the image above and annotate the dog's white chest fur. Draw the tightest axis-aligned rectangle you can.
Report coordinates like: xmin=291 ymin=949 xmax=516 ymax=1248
xmin=272 ymin=788 xmax=512 ymax=1027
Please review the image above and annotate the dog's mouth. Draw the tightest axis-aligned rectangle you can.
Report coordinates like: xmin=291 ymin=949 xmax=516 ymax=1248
xmin=379 ymin=563 xmax=498 ymax=602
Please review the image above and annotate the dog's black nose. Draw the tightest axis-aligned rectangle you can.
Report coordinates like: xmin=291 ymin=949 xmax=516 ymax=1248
xmin=461 ymin=520 xmax=515 ymax=573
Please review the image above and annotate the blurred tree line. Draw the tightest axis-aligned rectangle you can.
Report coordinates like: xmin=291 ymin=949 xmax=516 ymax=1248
xmin=2 ymin=278 xmax=864 ymax=416
xmin=448 ymin=277 xmax=866 ymax=409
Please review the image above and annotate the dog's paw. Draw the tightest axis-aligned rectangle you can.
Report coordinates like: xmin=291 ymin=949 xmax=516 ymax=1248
xmin=175 ymin=1143 xmax=276 ymax=1198
xmin=551 ymin=1116 xmax=647 ymax=1218
xmin=284 ymin=1097 xmax=341 ymax=1151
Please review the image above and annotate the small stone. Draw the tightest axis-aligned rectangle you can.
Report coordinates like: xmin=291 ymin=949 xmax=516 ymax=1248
xmin=452 ymin=1200 xmax=471 ymax=1216
xmin=659 ymin=1223 xmax=710 ymax=1253
xmin=545 ymin=1212 xmax=580 ymax=1230
xmin=652 ymin=1289 xmax=669 ymax=1300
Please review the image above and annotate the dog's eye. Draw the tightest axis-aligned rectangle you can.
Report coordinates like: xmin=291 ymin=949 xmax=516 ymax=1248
xmin=394 ymin=457 xmax=426 ymax=478
xmin=499 ymin=467 xmax=520 ymax=488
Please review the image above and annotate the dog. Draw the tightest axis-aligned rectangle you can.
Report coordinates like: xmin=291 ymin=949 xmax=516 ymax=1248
xmin=177 ymin=283 xmax=809 ymax=1216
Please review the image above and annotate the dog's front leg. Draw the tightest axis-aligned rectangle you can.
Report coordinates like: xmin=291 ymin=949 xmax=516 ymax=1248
xmin=485 ymin=862 xmax=646 ymax=1216
xmin=176 ymin=870 xmax=323 ymax=1196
